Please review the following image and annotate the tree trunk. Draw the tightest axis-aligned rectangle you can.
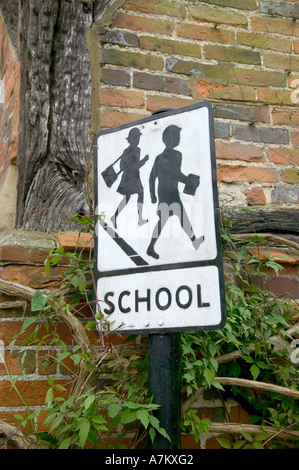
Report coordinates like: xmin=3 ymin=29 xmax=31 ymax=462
xmin=16 ymin=0 xmax=94 ymax=232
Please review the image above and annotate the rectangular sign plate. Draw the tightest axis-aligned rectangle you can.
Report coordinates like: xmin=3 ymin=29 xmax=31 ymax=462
xmin=94 ymin=102 xmax=226 ymax=334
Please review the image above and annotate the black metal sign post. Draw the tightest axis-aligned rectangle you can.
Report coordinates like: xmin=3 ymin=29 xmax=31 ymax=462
xmin=148 ymin=333 xmax=181 ymax=449
xmin=93 ymin=102 xmax=227 ymax=450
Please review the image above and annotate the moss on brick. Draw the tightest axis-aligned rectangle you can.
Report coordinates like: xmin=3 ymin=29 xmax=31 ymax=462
xmin=251 ymin=15 xmax=299 ymax=37
xmin=237 ymin=31 xmax=292 ymax=53
xmin=123 ymin=0 xmax=186 ymax=18
xmin=166 ymin=58 xmax=232 ymax=82
xmin=204 ymin=45 xmax=261 ymax=65
xmin=281 ymin=168 xmax=299 ymax=184
xmin=140 ymin=36 xmax=202 ymax=59
xmin=177 ymin=22 xmax=235 ymax=44
xmin=228 ymin=67 xmax=286 ymax=87
xmin=264 ymin=53 xmax=299 ymax=72
xmin=101 ymin=48 xmax=164 ymax=71
xmin=189 ymin=4 xmax=248 ymax=26
xmin=200 ymin=0 xmax=257 ymax=10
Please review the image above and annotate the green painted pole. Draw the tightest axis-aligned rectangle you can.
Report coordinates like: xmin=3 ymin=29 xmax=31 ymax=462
xmin=148 ymin=333 xmax=181 ymax=449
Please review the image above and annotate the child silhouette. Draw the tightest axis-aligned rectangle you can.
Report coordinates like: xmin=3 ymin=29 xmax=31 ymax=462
xmin=146 ymin=125 xmax=204 ymax=260
xmin=110 ymin=127 xmax=149 ymax=229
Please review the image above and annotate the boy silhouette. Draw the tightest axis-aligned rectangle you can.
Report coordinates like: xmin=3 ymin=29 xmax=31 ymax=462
xmin=146 ymin=125 xmax=204 ymax=260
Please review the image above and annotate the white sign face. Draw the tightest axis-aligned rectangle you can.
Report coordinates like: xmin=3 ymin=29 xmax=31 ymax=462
xmin=94 ymin=102 xmax=226 ymax=333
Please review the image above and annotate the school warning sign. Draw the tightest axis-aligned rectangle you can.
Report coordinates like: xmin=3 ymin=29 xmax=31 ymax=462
xmin=93 ymin=102 xmax=226 ymax=334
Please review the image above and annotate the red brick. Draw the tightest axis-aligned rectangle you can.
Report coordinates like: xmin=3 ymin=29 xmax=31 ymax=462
xmin=0 ymin=350 xmax=36 ymax=376
xmin=250 ymin=15 xmax=299 ymax=37
xmin=217 ymin=165 xmax=278 ymax=183
xmin=215 ymin=141 xmax=264 ymax=162
xmin=229 ymin=406 xmax=240 ymax=422
xmin=28 ymin=249 xmax=50 ymax=264
xmin=272 ymin=109 xmax=299 ymax=126
xmin=245 ymin=187 xmax=266 ymax=205
xmin=257 ymin=88 xmax=293 ymax=106
xmin=133 ymin=71 xmax=191 ymax=95
xmin=113 ymin=12 xmax=175 ymax=36
xmin=267 ymin=148 xmax=299 ymax=166
xmin=177 ymin=22 xmax=235 ymax=44
xmin=191 ymin=79 xmax=256 ymax=102
xmin=0 ymin=379 xmax=69 ymax=407
xmin=263 ymin=52 xmax=299 ymax=72
xmin=123 ymin=0 xmax=186 ymax=18
xmin=147 ymin=95 xmax=195 ymax=113
xmin=0 ymin=245 xmax=28 ymax=263
xmin=0 ymin=265 xmax=66 ymax=289
xmin=99 ymin=88 xmax=145 ymax=109
xmin=100 ymin=109 xmax=150 ymax=128
xmin=59 ymin=354 xmax=76 ymax=376
xmin=264 ymin=277 xmax=299 ymax=299
xmin=181 ymin=434 xmax=201 ymax=449
xmin=290 ymin=130 xmax=299 ymax=146
xmin=57 ymin=232 xmax=94 ymax=251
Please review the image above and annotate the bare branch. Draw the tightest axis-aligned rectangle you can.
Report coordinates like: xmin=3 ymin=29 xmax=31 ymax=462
xmin=0 ymin=421 xmax=37 ymax=449
xmin=208 ymin=422 xmax=299 ymax=441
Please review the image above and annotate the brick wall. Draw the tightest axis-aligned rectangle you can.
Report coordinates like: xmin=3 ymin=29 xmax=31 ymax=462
xmin=96 ymin=0 xmax=299 ymax=209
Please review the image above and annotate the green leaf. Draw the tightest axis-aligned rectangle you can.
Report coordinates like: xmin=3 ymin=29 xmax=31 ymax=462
xmin=121 ymin=409 xmax=137 ymax=424
xmin=31 ymin=290 xmax=47 ymax=312
xmin=45 ymin=387 xmax=54 ymax=406
xmin=217 ymin=438 xmax=232 ymax=449
xmin=233 ymin=440 xmax=246 ymax=449
xmin=79 ymin=421 xmax=90 ymax=448
xmin=108 ymin=403 xmax=121 ymax=418
xmin=253 ymin=441 xmax=264 ymax=449
xmin=59 ymin=437 xmax=72 ymax=449
xmin=255 ymin=432 xmax=269 ymax=441
xmin=149 ymin=427 xmax=156 ymax=443
xmin=20 ymin=316 xmax=37 ymax=333
xmin=92 ymin=415 xmax=106 ymax=425
xmin=203 ymin=368 xmax=215 ymax=387
xmin=137 ymin=409 xmax=149 ymax=429
xmin=149 ymin=415 xmax=160 ymax=430
xmin=242 ymin=432 xmax=254 ymax=442
xmin=84 ymin=394 xmax=95 ymax=411
xmin=34 ymin=431 xmax=56 ymax=443
xmin=250 ymin=364 xmax=260 ymax=381
xmin=211 ymin=380 xmax=225 ymax=391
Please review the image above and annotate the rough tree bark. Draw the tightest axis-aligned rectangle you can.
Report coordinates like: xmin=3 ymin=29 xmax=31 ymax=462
xmin=14 ymin=0 xmax=97 ymax=232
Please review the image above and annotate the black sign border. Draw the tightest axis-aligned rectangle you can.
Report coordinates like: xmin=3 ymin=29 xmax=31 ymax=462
xmin=93 ymin=101 xmax=226 ymax=334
